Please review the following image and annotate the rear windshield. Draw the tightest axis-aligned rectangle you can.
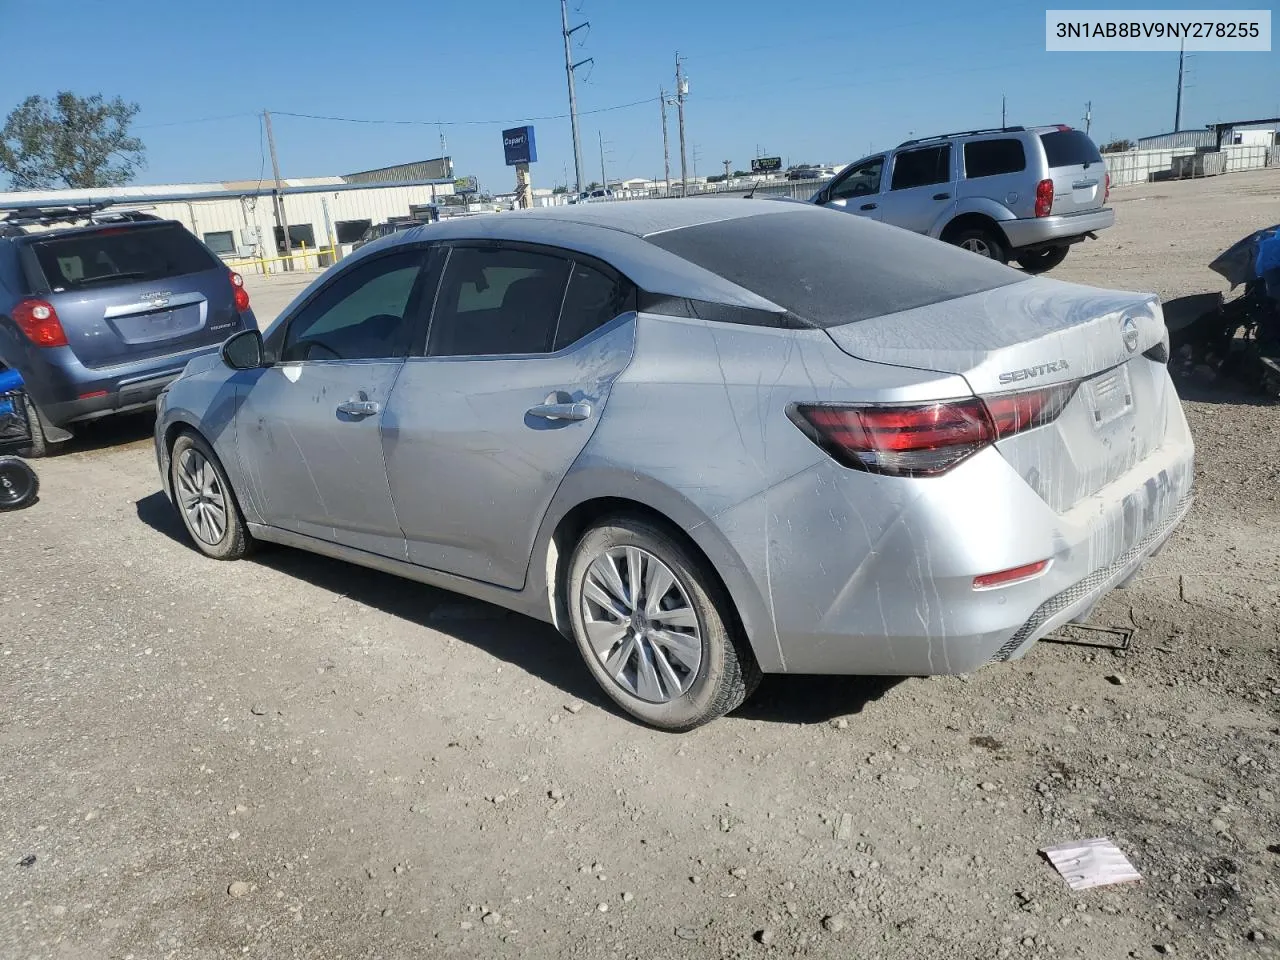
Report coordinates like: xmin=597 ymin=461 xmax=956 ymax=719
xmin=29 ymin=223 xmax=219 ymax=293
xmin=645 ymin=208 xmax=1022 ymax=327
xmin=1039 ymin=130 xmax=1103 ymax=168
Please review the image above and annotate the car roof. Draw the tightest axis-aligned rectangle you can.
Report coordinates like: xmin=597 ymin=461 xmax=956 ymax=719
xmin=5 ymin=217 xmax=180 ymax=244
xmin=331 ymin=198 xmax=829 ymax=315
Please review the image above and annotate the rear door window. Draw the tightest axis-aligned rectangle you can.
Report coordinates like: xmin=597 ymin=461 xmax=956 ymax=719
xmin=30 ymin=223 xmax=219 ymax=293
xmin=1039 ymin=130 xmax=1103 ymax=168
xmin=963 ymin=139 xmax=1027 ymax=178
xmin=427 ymin=246 xmax=571 ymax=357
xmin=554 ymin=262 xmax=634 ymax=350
xmin=890 ymin=145 xmax=951 ymax=190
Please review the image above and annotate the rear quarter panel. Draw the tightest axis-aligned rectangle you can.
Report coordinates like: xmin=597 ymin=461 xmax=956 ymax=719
xmin=537 ymin=312 xmax=974 ymax=672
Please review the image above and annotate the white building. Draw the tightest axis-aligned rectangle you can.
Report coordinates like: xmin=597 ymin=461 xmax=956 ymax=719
xmin=0 ymin=164 xmax=457 ymax=275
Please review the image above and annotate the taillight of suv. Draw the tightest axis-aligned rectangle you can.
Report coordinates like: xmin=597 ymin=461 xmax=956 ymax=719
xmin=13 ymin=299 xmax=69 ymax=347
xmin=1034 ymin=179 xmax=1054 ymax=218
xmin=230 ymin=270 xmax=250 ymax=313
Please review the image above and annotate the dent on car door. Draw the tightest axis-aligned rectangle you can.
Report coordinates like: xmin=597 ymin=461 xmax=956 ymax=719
xmin=383 ymin=244 xmax=637 ymax=588
xmin=235 ymin=246 xmax=436 ymax=555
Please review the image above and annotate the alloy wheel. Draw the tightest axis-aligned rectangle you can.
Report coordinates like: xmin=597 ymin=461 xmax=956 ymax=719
xmin=176 ymin=448 xmax=228 ymax=545
xmin=960 ymin=236 xmax=994 ymax=257
xmin=579 ymin=546 xmax=703 ymax=703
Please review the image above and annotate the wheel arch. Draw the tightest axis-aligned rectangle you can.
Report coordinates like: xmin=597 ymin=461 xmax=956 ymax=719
xmin=532 ymin=473 xmax=783 ymax=673
xmin=939 ymin=211 xmax=1011 ymax=247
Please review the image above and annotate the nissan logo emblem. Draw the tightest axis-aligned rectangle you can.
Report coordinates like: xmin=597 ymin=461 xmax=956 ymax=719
xmin=1121 ymin=316 xmax=1139 ymax=353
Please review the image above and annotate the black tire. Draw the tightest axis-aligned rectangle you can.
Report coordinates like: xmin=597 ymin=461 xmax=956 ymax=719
xmin=566 ymin=514 xmax=761 ymax=731
xmin=18 ymin=395 xmax=53 ymax=459
xmin=169 ymin=431 xmax=253 ymax=560
xmin=949 ymin=226 xmax=1008 ymax=264
xmin=0 ymin=456 xmax=38 ymax=511
xmin=1015 ymin=247 xmax=1070 ymax=274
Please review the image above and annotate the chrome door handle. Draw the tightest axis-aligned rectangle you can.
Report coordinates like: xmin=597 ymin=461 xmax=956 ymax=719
xmin=527 ymin=401 xmax=591 ymax=421
xmin=337 ymin=399 xmax=380 ymax=418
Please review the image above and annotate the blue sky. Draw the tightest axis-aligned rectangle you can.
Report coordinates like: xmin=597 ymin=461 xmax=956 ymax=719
xmin=3 ymin=0 xmax=1278 ymax=192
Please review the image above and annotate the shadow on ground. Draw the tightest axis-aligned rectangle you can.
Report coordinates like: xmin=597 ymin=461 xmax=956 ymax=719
xmin=136 ymin=490 xmax=906 ymax=727
xmin=55 ymin=411 xmax=156 ymax=456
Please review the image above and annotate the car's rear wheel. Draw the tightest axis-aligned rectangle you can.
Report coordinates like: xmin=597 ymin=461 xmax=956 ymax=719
xmin=170 ymin=431 xmax=252 ymax=560
xmin=951 ymin=227 xmax=1008 ymax=263
xmin=18 ymin=395 xmax=53 ymax=459
xmin=0 ymin=456 xmax=39 ymax=511
xmin=566 ymin=515 xmax=760 ymax=731
xmin=1016 ymin=247 xmax=1070 ymax=273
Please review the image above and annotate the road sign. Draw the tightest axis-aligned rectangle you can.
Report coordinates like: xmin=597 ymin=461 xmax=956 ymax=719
xmin=502 ymin=126 xmax=537 ymax=166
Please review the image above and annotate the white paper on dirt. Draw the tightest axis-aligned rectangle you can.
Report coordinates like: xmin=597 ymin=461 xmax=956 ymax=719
xmin=1040 ymin=837 xmax=1142 ymax=891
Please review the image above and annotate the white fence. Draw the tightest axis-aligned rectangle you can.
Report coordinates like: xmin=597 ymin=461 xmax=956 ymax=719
xmin=1104 ymin=143 xmax=1280 ymax=186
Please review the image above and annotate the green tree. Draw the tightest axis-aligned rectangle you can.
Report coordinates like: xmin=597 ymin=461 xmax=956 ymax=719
xmin=0 ymin=92 xmax=145 ymax=190
xmin=1099 ymin=139 xmax=1136 ymax=154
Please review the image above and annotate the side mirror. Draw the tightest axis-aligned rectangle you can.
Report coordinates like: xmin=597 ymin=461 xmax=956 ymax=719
xmin=222 ymin=329 xmax=264 ymax=370
xmin=827 ymin=196 xmax=848 ymax=208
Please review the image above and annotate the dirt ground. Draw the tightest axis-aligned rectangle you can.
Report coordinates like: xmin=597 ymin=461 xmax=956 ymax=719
xmin=2 ymin=171 xmax=1279 ymax=960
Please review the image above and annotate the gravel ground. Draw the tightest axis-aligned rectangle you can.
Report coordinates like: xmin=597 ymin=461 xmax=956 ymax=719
xmin=2 ymin=171 xmax=1279 ymax=960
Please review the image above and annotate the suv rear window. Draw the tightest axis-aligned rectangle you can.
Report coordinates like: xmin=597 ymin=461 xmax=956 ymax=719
xmin=1039 ymin=130 xmax=1103 ymax=168
xmin=645 ymin=208 xmax=1021 ymax=328
xmin=28 ymin=223 xmax=219 ymax=293
xmin=964 ymin=138 xmax=1026 ymax=178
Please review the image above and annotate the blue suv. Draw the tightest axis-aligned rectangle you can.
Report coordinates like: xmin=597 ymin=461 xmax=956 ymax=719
xmin=0 ymin=205 xmax=256 ymax=455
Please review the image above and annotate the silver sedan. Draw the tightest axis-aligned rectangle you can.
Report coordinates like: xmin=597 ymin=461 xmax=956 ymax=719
xmin=155 ymin=199 xmax=1194 ymax=730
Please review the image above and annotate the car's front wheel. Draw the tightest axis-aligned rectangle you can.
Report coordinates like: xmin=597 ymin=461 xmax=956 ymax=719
xmin=1016 ymin=247 xmax=1070 ymax=273
xmin=169 ymin=431 xmax=252 ymax=560
xmin=566 ymin=515 xmax=760 ymax=731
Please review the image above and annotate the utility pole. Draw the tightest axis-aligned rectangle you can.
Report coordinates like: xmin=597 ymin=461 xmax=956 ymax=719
xmin=263 ymin=110 xmax=292 ymax=272
xmin=561 ymin=0 xmax=591 ymax=196
xmin=660 ymin=87 xmax=671 ymax=196
xmin=675 ymin=53 xmax=689 ymax=197
xmin=1084 ymin=101 xmax=1092 ymax=135
xmin=598 ymin=130 xmax=607 ymax=189
xmin=1174 ymin=39 xmax=1185 ymax=132
xmin=1001 ymin=94 xmax=1006 ymax=127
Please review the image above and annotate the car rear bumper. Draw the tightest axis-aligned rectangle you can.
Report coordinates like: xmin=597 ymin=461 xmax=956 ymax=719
xmin=1002 ymin=207 xmax=1115 ymax=250
xmin=721 ymin=426 xmax=1193 ymax=676
xmin=15 ymin=343 xmax=224 ymax=427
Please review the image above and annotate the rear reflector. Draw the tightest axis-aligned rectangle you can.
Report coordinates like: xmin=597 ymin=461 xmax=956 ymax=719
xmin=790 ymin=382 xmax=1079 ymax=478
xmin=78 ymin=390 xmax=109 ymax=400
xmin=13 ymin=298 xmax=69 ymax=347
xmin=973 ymin=560 xmax=1050 ymax=590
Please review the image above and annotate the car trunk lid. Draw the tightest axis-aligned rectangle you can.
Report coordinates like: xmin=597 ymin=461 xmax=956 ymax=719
xmin=1038 ymin=128 xmax=1107 ymax=215
xmin=822 ymin=276 xmax=1176 ymax=512
xmin=22 ymin=222 xmax=242 ymax=369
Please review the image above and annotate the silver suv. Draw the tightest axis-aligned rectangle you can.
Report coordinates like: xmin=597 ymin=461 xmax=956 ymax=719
xmin=811 ymin=125 xmax=1114 ymax=273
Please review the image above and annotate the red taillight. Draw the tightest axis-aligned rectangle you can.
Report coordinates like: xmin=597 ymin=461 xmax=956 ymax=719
xmin=1034 ymin=179 xmax=1054 ymax=218
xmin=973 ymin=559 xmax=1050 ymax=590
xmin=12 ymin=298 xmax=69 ymax=347
xmin=790 ymin=383 xmax=1078 ymax=478
xmin=1055 ymin=124 xmax=1072 ymax=132
xmin=230 ymin=270 xmax=250 ymax=312
xmin=1104 ymin=172 xmax=1111 ymax=204
xmin=984 ymin=381 xmax=1079 ymax=439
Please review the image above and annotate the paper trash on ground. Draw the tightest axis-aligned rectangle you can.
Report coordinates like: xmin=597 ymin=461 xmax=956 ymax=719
xmin=1040 ymin=837 xmax=1142 ymax=891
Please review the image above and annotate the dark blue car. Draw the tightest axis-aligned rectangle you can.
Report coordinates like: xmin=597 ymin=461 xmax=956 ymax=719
xmin=0 ymin=205 xmax=256 ymax=455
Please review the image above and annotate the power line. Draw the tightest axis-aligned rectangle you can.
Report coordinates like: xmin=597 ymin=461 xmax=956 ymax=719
xmin=269 ymin=97 xmax=659 ymax=129
xmin=135 ymin=112 xmax=258 ymax=130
